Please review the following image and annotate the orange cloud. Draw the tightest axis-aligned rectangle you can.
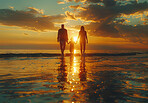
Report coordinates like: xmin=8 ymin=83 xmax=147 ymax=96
xmin=65 ymin=11 xmax=76 ymax=20
xmin=57 ymin=1 xmax=65 ymax=4
xmin=27 ymin=7 xmax=44 ymax=14
xmin=69 ymin=5 xmax=87 ymax=11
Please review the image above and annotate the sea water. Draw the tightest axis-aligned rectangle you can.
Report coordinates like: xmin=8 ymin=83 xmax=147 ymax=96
xmin=0 ymin=49 xmax=148 ymax=103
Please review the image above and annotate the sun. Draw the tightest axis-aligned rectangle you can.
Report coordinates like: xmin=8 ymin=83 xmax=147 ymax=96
xmin=73 ymin=36 xmax=77 ymax=43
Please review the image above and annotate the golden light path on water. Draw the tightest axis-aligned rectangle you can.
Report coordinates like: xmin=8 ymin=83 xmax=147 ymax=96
xmin=68 ymin=55 xmax=80 ymax=92
xmin=0 ymin=51 xmax=148 ymax=103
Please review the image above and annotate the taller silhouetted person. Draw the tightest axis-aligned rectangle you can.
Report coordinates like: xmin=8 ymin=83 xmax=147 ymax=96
xmin=78 ymin=26 xmax=88 ymax=55
xmin=57 ymin=24 xmax=68 ymax=56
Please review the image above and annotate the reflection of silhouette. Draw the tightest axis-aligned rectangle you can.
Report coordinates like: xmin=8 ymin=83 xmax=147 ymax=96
xmin=79 ymin=55 xmax=87 ymax=81
xmin=70 ymin=54 xmax=74 ymax=67
xmin=57 ymin=56 xmax=67 ymax=90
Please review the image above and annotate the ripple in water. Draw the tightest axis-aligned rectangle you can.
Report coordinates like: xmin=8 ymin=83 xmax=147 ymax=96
xmin=0 ymin=54 xmax=148 ymax=103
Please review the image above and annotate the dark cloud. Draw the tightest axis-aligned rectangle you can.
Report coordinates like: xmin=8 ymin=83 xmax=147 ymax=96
xmin=64 ymin=0 xmax=85 ymax=3
xmin=65 ymin=0 xmax=116 ymax=7
xmin=116 ymin=25 xmax=148 ymax=44
xmin=76 ymin=23 xmax=148 ymax=44
xmin=86 ymin=0 xmax=100 ymax=3
xmin=103 ymin=0 xmax=116 ymax=7
xmin=0 ymin=8 xmax=66 ymax=31
xmin=77 ymin=2 xmax=148 ymax=21
xmin=74 ymin=1 xmax=148 ymax=43
xmin=76 ymin=22 xmax=148 ymax=44
xmin=79 ymin=22 xmax=120 ymax=38
xmin=87 ymin=0 xmax=116 ymax=7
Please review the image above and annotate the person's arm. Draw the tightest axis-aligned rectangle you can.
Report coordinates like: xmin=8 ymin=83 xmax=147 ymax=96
xmin=65 ymin=29 xmax=68 ymax=43
xmin=85 ymin=31 xmax=88 ymax=43
xmin=77 ymin=31 xmax=80 ymax=43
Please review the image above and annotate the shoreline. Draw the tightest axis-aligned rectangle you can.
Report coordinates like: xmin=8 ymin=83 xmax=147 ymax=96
xmin=0 ymin=52 xmax=142 ymax=58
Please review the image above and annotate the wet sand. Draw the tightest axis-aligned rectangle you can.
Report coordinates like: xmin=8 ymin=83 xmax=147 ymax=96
xmin=0 ymin=53 xmax=148 ymax=103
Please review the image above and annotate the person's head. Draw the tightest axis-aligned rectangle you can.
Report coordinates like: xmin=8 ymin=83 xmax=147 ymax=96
xmin=80 ymin=26 xmax=85 ymax=31
xmin=61 ymin=24 xmax=64 ymax=29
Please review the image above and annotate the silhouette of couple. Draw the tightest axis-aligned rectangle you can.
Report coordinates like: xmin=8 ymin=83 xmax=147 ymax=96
xmin=57 ymin=24 xmax=88 ymax=56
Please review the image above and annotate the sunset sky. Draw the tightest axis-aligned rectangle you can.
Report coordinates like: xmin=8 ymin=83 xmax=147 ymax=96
xmin=0 ymin=0 xmax=148 ymax=50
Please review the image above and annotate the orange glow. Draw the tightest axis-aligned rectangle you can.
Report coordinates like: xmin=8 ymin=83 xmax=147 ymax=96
xmin=74 ymin=50 xmax=76 ymax=54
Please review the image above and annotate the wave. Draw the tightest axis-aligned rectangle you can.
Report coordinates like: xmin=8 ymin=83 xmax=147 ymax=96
xmin=0 ymin=52 xmax=143 ymax=58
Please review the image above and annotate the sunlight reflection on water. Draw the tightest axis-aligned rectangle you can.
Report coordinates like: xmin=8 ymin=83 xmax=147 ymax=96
xmin=0 ymin=53 xmax=148 ymax=103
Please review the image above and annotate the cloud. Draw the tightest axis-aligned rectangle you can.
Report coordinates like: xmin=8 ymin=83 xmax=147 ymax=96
xmin=69 ymin=5 xmax=87 ymax=11
xmin=87 ymin=0 xmax=116 ymax=7
xmin=24 ymin=33 xmax=29 ymax=35
xmin=65 ymin=11 xmax=76 ymax=20
xmin=64 ymin=0 xmax=86 ymax=3
xmin=63 ymin=0 xmax=116 ymax=6
xmin=73 ymin=1 xmax=148 ymax=43
xmin=69 ymin=5 xmax=80 ymax=9
xmin=116 ymin=25 xmax=148 ymax=44
xmin=77 ymin=2 xmax=148 ymax=21
xmin=9 ymin=6 xmax=14 ymax=10
xmin=81 ymin=21 xmax=120 ymax=38
xmin=0 ymin=8 xmax=66 ymax=31
xmin=27 ymin=7 xmax=44 ymax=14
xmin=57 ymin=1 xmax=65 ymax=4
xmin=64 ymin=0 xmax=73 ymax=2
xmin=86 ymin=0 xmax=99 ymax=3
xmin=77 ymin=21 xmax=148 ymax=44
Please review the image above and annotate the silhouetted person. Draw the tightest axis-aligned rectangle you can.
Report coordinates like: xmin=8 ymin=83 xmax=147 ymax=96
xmin=78 ymin=26 xmax=88 ymax=55
xmin=68 ymin=37 xmax=75 ymax=54
xmin=57 ymin=24 xmax=68 ymax=56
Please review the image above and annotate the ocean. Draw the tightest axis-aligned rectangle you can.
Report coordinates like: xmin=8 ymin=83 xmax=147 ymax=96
xmin=0 ymin=49 xmax=148 ymax=103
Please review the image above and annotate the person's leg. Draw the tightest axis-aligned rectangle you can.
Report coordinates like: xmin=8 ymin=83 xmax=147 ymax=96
xmin=60 ymin=41 xmax=63 ymax=55
xmin=80 ymin=43 xmax=83 ymax=55
xmin=61 ymin=41 xmax=66 ymax=56
xmin=83 ymin=42 xmax=86 ymax=54
xmin=60 ymin=41 xmax=65 ymax=55
xmin=62 ymin=42 xmax=66 ymax=55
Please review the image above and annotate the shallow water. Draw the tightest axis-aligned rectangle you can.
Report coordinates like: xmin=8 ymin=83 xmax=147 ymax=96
xmin=0 ymin=54 xmax=148 ymax=103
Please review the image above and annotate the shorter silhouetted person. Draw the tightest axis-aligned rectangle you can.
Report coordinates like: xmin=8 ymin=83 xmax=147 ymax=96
xmin=78 ymin=26 xmax=88 ymax=55
xmin=57 ymin=24 xmax=68 ymax=56
xmin=68 ymin=37 xmax=76 ymax=54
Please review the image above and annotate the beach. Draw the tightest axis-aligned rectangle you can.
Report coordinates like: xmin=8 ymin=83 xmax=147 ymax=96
xmin=0 ymin=50 xmax=148 ymax=103
xmin=0 ymin=0 xmax=148 ymax=102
